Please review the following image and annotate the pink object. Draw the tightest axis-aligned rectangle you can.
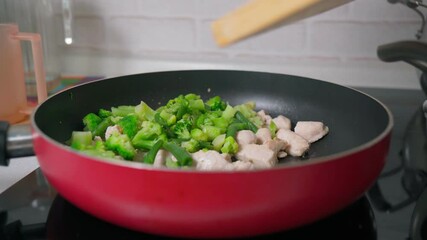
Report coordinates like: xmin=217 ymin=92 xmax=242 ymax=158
xmin=19 ymin=70 xmax=392 ymax=238
xmin=33 ymin=127 xmax=390 ymax=238
xmin=0 ymin=24 xmax=47 ymax=123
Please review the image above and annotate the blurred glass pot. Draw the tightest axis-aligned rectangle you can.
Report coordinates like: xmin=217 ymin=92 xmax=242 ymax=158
xmin=0 ymin=0 xmax=73 ymax=96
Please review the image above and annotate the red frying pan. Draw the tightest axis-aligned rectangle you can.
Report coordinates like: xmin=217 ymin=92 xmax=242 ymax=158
xmin=0 ymin=70 xmax=392 ymax=238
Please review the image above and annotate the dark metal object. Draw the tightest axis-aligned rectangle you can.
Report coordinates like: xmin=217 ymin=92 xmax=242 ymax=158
xmin=410 ymin=188 xmax=427 ymax=240
xmin=369 ymin=36 xmax=427 ymax=239
xmin=0 ymin=122 xmax=34 ymax=166
xmin=367 ymin=88 xmax=427 ymax=213
xmin=0 ymin=121 xmax=9 ymax=166
xmin=6 ymin=124 xmax=33 ymax=159
xmin=377 ymin=41 xmax=427 ymax=83
xmin=387 ymin=0 xmax=427 ymax=39
xmin=1 ymin=218 xmax=46 ymax=240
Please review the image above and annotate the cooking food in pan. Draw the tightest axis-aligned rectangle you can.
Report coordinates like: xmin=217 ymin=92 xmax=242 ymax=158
xmin=70 ymin=93 xmax=329 ymax=171
xmin=1 ymin=70 xmax=392 ymax=238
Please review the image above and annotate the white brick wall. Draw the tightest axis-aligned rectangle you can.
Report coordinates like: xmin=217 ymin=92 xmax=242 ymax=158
xmin=308 ymin=21 xmax=418 ymax=57
xmin=107 ymin=17 xmax=196 ymax=51
xmin=52 ymin=0 xmax=426 ymax=89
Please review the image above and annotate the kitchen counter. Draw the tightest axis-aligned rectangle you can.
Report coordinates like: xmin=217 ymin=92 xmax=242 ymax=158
xmin=0 ymin=156 xmax=39 ymax=194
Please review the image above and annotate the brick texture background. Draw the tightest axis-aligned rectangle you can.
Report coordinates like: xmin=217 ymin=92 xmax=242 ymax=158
xmin=55 ymin=0 xmax=419 ymax=58
xmin=50 ymin=0 xmax=425 ymax=89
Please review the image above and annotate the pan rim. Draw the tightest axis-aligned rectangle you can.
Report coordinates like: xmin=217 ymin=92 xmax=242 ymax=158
xmin=31 ymin=69 xmax=394 ymax=174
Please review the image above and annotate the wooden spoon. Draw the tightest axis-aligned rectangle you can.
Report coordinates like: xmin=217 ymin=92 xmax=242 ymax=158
xmin=211 ymin=0 xmax=353 ymax=47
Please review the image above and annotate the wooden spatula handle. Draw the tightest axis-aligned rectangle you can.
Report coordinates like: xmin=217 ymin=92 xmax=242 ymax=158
xmin=211 ymin=0 xmax=353 ymax=47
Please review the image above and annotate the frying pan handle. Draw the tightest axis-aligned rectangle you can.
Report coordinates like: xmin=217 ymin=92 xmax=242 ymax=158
xmin=0 ymin=121 xmax=9 ymax=166
xmin=0 ymin=121 xmax=34 ymax=166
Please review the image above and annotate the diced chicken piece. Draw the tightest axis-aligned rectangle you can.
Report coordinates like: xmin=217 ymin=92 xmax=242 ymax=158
xmin=153 ymin=149 xmax=174 ymax=167
xmin=236 ymin=130 xmax=257 ymax=146
xmin=94 ymin=136 xmax=102 ymax=141
xmin=105 ymin=125 xmax=122 ymax=139
xmin=278 ymin=151 xmax=288 ymax=158
xmin=236 ymin=144 xmax=278 ymax=169
xmin=264 ymin=139 xmax=286 ymax=154
xmin=232 ymin=160 xmax=256 ymax=171
xmin=273 ymin=115 xmax=291 ymax=130
xmin=221 ymin=153 xmax=233 ymax=162
xmin=192 ymin=150 xmax=234 ymax=171
xmin=257 ymin=110 xmax=272 ymax=126
xmin=276 ymin=129 xmax=310 ymax=157
xmin=256 ymin=128 xmax=272 ymax=144
xmin=294 ymin=121 xmax=329 ymax=143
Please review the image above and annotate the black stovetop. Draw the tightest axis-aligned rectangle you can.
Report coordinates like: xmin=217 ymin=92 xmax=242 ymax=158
xmin=0 ymin=87 xmax=425 ymax=240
